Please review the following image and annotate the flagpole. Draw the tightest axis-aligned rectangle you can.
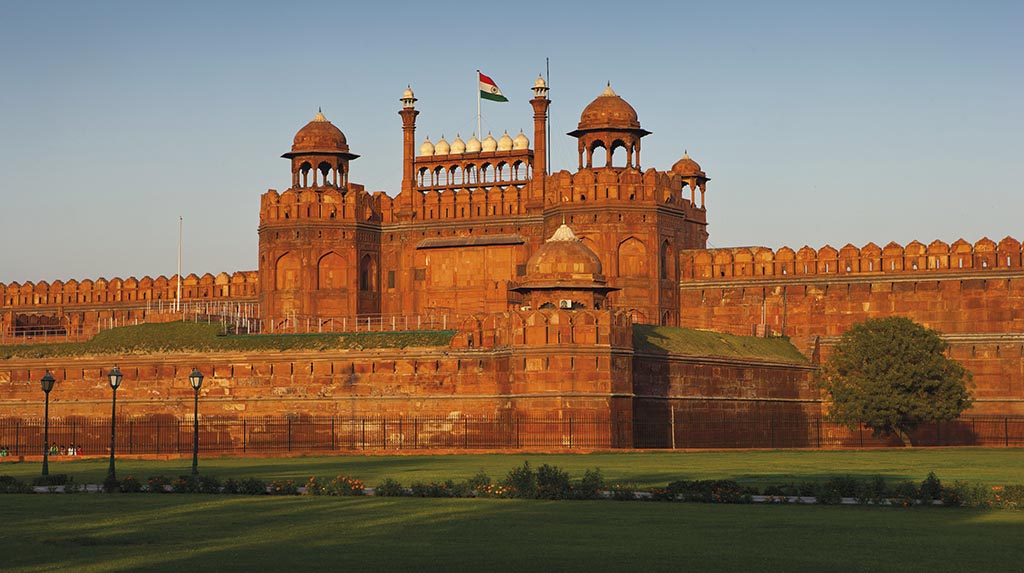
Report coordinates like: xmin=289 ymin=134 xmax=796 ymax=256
xmin=176 ymin=216 xmax=182 ymax=313
xmin=476 ymin=69 xmax=481 ymax=140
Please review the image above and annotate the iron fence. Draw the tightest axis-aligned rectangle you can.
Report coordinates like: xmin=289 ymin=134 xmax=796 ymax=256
xmin=1 ymin=413 xmax=1021 ymax=457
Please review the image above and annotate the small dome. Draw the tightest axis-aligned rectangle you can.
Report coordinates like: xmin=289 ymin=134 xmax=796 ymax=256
xmin=671 ymin=150 xmax=704 ymax=177
xmin=466 ymin=135 xmax=482 ymax=153
xmin=291 ymin=110 xmax=348 ymax=154
xmin=451 ymin=134 xmax=466 ymax=154
xmin=524 ymin=224 xmax=605 ymax=283
xmin=402 ymin=86 xmax=415 ymax=100
xmin=534 ymin=75 xmax=547 ymax=89
xmin=497 ymin=131 xmax=514 ymax=151
xmin=577 ymin=84 xmax=641 ymax=131
xmin=513 ymin=130 xmax=529 ymax=150
xmin=482 ymin=132 xmax=498 ymax=152
xmin=419 ymin=136 xmax=435 ymax=156
xmin=435 ymin=135 xmax=451 ymax=155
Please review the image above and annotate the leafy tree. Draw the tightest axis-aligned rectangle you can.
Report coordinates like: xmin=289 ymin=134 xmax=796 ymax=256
xmin=819 ymin=317 xmax=972 ymax=446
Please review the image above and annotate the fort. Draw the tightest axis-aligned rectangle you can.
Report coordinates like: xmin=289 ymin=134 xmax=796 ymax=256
xmin=1 ymin=76 xmax=1020 ymax=449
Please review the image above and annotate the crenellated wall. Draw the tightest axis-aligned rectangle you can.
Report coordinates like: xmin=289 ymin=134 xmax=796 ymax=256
xmin=678 ymin=237 xmax=1024 ymax=416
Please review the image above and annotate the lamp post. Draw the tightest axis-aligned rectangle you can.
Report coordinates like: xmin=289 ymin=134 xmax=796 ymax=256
xmin=40 ymin=371 xmax=56 ymax=476
xmin=188 ymin=367 xmax=204 ymax=475
xmin=106 ymin=366 xmax=123 ymax=483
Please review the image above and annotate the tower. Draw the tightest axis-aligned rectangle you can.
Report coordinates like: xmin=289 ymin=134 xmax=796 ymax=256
xmin=258 ymin=111 xmax=380 ymax=330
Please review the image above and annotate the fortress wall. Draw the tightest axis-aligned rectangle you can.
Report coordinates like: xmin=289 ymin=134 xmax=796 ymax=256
xmin=632 ymin=352 xmax=819 ymax=446
xmin=678 ymin=238 xmax=1024 ymax=417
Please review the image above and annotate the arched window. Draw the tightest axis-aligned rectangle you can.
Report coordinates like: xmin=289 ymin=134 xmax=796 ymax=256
xmin=359 ymin=254 xmax=377 ymax=292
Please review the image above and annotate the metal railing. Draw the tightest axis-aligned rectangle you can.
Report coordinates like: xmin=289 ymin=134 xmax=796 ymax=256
xmin=0 ymin=413 xmax=1020 ymax=456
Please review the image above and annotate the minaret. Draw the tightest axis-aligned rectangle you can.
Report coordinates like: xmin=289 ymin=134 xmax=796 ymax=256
xmin=529 ymin=75 xmax=550 ymax=209
xmin=398 ymin=86 xmax=418 ymax=220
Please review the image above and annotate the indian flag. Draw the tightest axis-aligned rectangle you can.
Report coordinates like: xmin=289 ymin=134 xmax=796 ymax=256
xmin=479 ymin=71 xmax=508 ymax=102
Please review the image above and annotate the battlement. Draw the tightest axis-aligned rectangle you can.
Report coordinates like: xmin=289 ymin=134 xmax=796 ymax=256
xmin=545 ymin=168 xmax=705 ymax=216
xmin=258 ymin=184 xmax=378 ymax=225
xmin=681 ymin=237 xmax=1022 ymax=281
xmin=0 ymin=271 xmax=258 ymax=310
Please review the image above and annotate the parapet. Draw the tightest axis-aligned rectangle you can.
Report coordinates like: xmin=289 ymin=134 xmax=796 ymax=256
xmin=1 ymin=270 xmax=259 ymax=309
xmin=680 ymin=237 xmax=1021 ymax=280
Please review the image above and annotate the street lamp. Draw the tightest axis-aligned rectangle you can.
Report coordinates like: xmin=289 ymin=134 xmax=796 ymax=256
xmin=106 ymin=366 xmax=123 ymax=484
xmin=40 ymin=371 xmax=56 ymax=476
xmin=188 ymin=367 xmax=204 ymax=475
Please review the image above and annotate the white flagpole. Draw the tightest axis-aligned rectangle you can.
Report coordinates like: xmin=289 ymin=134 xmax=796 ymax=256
xmin=476 ymin=69 xmax=481 ymax=140
xmin=176 ymin=216 xmax=182 ymax=312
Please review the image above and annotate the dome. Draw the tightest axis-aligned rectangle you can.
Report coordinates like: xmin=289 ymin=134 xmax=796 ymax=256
xmin=402 ymin=86 xmax=415 ymax=100
xmin=482 ymin=133 xmax=498 ymax=152
xmin=435 ymin=135 xmax=451 ymax=155
xmin=671 ymin=150 xmax=704 ymax=177
xmin=497 ymin=131 xmax=514 ymax=151
xmin=451 ymin=134 xmax=466 ymax=154
xmin=524 ymin=224 xmax=605 ymax=283
xmin=534 ymin=75 xmax=547 ymax=90
xmin=419 ymin=136 xmax=435 ymax=156
xmin=290 ymin=110 xmax=349 ymax=154
xmin=466 ymin=135 xmax=482 ymax=153
xmin=513 ymin=130 xmax=529 ymax=150
xmin=576 ymin=84 xmax=641 ymax=131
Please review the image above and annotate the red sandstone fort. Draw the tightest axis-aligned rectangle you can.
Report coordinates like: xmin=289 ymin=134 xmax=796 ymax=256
xmin=2 ymin=77 xmax=1021 ymax=449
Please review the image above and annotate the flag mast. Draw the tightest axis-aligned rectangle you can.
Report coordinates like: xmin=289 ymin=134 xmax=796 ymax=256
xmin=476 ymin=69 xmax=481 ymax=139
xmin=176 ymin=216 xmax=182 ymax=313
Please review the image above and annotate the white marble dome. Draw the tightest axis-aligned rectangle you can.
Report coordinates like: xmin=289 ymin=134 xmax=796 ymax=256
xmin=419 ymin=136 xmax=434 ymax=156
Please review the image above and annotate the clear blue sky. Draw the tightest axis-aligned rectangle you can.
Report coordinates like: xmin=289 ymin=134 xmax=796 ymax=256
xmin=1 ymin=1 xmax=1021 ymax=283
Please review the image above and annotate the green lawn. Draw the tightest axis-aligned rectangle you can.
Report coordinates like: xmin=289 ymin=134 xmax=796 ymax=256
xmin=3 ymin=448 xmax=1022 ymax=487
xmin=633 ymin=323 xmax=808 ymax=362
xmin=2 ymin=496 xmax=1022 ymax=572
xmin=0 ymin=322 xmax=456 ymax=359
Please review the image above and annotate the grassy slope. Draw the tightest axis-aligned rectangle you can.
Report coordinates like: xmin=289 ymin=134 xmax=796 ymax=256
xmin=2 ymin=496 xmax=1022 ymax=573
xmin=633 ymin=323 xmax=808 ymax=363
xmin=3 ymin=449 xmax=1022 ymax=486
xmin=0 ymin=322 xmax=456 ymax=359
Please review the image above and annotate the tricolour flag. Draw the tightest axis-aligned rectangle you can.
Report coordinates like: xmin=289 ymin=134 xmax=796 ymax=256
xmin=479 ymin=72 xmax=508 ymax=102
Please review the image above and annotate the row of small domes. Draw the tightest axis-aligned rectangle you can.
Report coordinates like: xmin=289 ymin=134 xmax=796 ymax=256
xmin=420 ymin=131 xmax=529 ymax=156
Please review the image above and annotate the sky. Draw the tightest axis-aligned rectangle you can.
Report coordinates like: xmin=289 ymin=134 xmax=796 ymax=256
xmin=1 ymin=0 xmax=1021 ymax=283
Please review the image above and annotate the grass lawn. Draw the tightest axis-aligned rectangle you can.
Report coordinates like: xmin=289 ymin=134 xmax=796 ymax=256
xmin=2 ymin=495 xmax=1022 ymax=572
xmin=0 ymin=322 xmax=455 ymax=359
xmin=3 ymin=448 xmax=1022 ymax=487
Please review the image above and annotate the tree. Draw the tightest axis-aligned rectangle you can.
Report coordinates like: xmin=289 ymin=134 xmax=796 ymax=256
xmin=819 ymin=317 xmax=973 ymax=446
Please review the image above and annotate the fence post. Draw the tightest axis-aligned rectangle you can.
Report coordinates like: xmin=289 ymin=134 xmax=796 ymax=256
xmin=398 ymin=418 xmax=403 ymax=451
xmin=413 ymin=418 xmax=418 ymax=449
xmin=287 ymin=419 xmax=292 ymax=452
xmin=362 ymin=418 xmax=366 ymax=450
xmin=331 ymin=418 xmax=336 ymax=450
xmin=14 ymin=420 xmax=19 ymax=456
xmin=667 ymin=405 xmax=675 ymax=450
xmin=129 ymin=419 xmax=134 ymax=454
xmin=242 ymin=418 xmax=247 ymax=453
xmin=156 ymin=419 xmax=161 ymax=454
xmin=815 ymin=417 xmax=821 ymax=449
xmin=516 ymin=416 xmax=520 ymax=449
xmin=464 ymin=416 xmax=469 ymax=449
xmin=569 ymin=417 xmax=574 ymax=449
xmin=1006 ymin=417 xmax=1010 ymax=447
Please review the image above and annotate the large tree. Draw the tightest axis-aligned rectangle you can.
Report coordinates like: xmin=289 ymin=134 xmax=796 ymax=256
xmin=820 ymin=316 xmax=973 ymax=446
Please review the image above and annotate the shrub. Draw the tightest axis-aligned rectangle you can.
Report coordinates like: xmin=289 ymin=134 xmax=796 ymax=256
xmin=268 ymin=479 xmax=298 ymax=495
xmin=890 ymin=481 xmax=920 ymax=507
xmin=103 ymin=474 xmax=121 ymax=493
xmin=919 ymin=472 xmax=943 ymax=501
xmin=0 ymin=475 xmax=31 ymax=494
xmin=146 ymin=475 xmax=171 ymax=493
xmin=536 ymin=464 xmax=571 ymax=500
xmin=375 ymin=478 xmax=405 ymax=497
xmin=503 ymin=461 xmax=536 ymax=499
xmin=119 ymin=475 xmax=143 ymax=493
xmin=609 ymin=482 xmax=637 ymax=501
xmin=468 ymin=470 xmax=491 ymax=494
xmin=309 ymin=475 xmax=365 ymax=496
xmin=666 ymin=480 xmax=749 ymax=503
xmin=574 ymin=468 xmax=605 ymax=500
xmin=32 ymin=474 xmax=70 ymax=487
xmin=236 ymin=477 xmax=268 ymax=495
xmin=171 ymin=474 xmax=222 ymax=494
